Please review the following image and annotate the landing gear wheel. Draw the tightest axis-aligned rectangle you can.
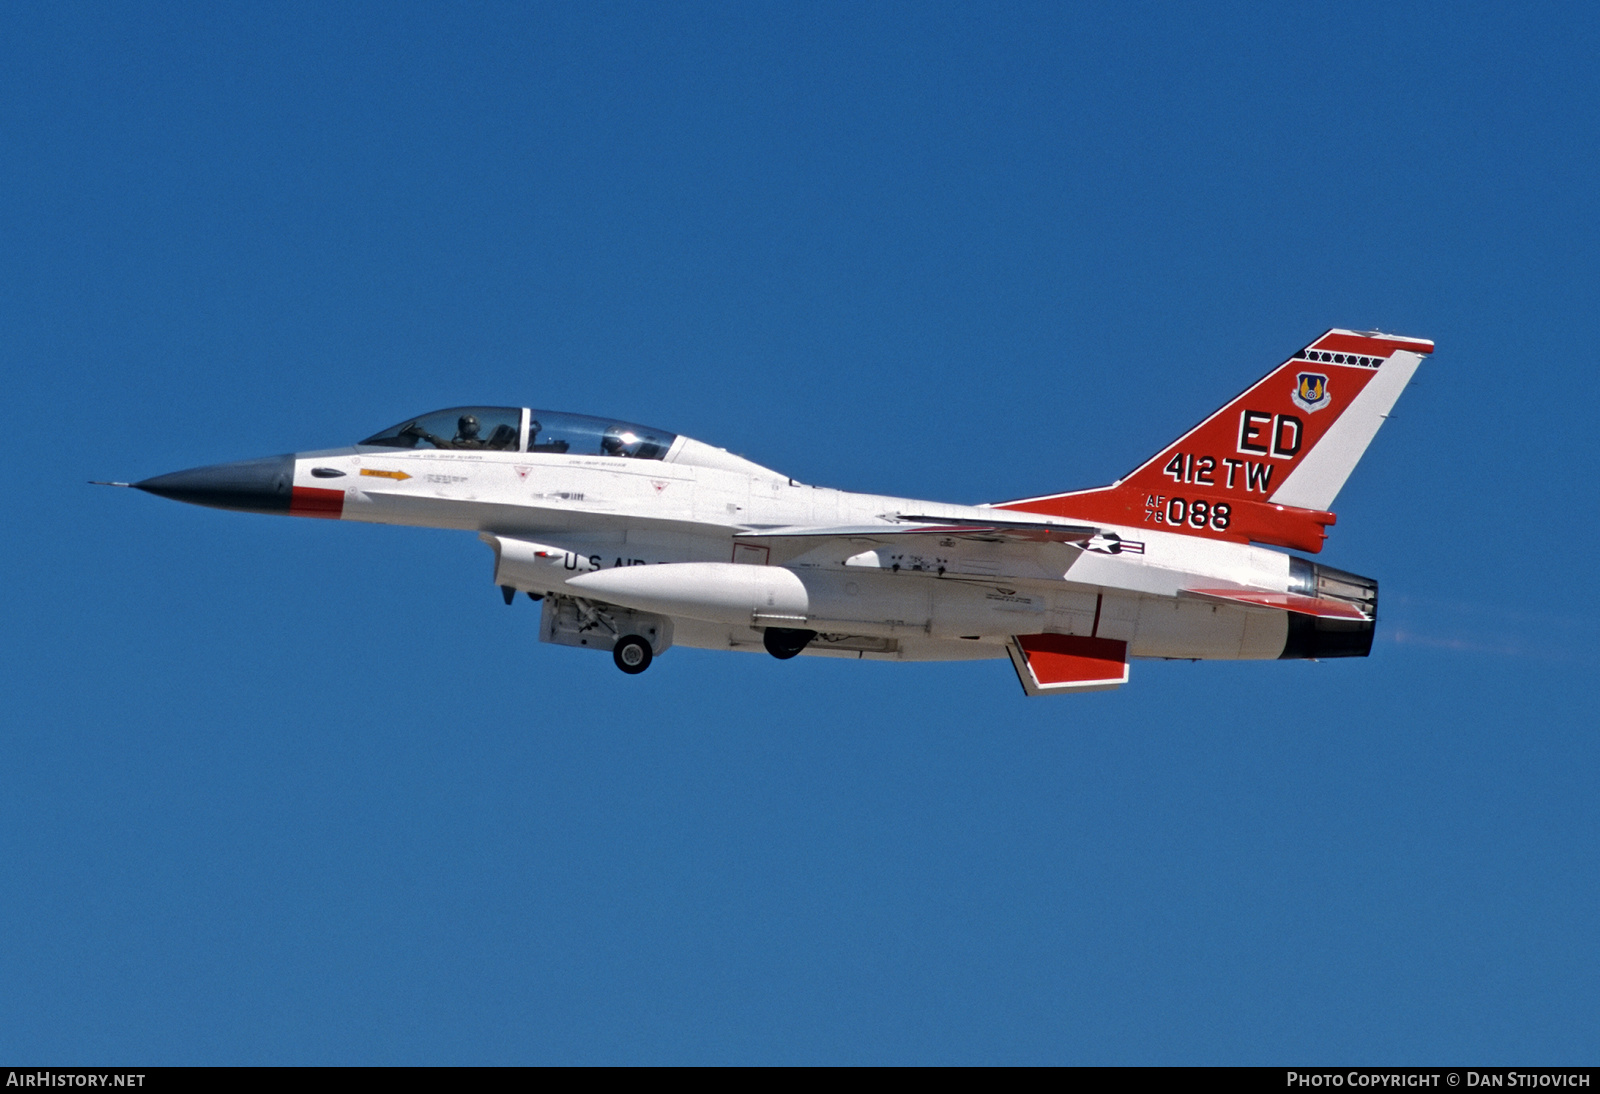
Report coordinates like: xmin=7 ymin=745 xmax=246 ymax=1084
xmin=613 ymin=635 xmax=653 ymax=674
xmin=762 ymin=627 xmax=817 ymax=660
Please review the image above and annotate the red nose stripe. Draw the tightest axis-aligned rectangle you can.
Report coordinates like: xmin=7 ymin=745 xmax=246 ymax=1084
xmin=290 ymin=486 xmax=345 ymax=518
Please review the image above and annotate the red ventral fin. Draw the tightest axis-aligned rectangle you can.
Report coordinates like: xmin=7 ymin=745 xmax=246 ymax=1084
xmin=991 ymin=329 xmax=1432 ymax=553
xmin=1007 ymin=634 xmax=1129 ymax=696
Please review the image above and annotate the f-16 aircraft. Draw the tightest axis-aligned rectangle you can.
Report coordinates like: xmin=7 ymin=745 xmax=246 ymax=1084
xmin=109 ymin=329 xmax=1432 ymax=695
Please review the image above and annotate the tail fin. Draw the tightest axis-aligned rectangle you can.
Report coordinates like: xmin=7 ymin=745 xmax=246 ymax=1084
xmin=994 ymin=329 xmax=1434 ymax=553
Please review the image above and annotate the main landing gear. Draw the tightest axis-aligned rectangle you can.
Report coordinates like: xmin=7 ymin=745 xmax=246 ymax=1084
xmin=613 ymin=635 xmax=653 ymax=674
xmin=762 ymin=627 xmax=817 ymax=660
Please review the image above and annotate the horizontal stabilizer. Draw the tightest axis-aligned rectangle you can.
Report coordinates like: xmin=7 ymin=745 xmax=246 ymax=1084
xmin=1182 ymin=587 xmax=1370 ymax=621
xmin=1007 ymin=634 xmax=1129 ymax=696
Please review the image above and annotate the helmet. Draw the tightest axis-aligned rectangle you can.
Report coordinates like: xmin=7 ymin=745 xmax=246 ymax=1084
xmin=601 ymin=428 xmax=640 ymax=456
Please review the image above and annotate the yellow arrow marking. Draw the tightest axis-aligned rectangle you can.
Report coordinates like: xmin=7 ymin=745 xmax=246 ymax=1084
xmin=360 ymin=468 xmax=412 ymax=481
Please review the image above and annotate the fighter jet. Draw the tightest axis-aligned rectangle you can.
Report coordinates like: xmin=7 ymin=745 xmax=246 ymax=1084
xmin=108 ymin=329 xmax=1432 ymax=695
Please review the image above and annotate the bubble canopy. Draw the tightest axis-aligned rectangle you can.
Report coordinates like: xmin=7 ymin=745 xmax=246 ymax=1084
xmin=358 ymin=407 xmax=678 ymax=460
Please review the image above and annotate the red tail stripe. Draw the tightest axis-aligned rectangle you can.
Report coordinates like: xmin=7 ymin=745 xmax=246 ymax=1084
xmin=1309 ymin=332 xmax=1434 ymax=357
xmin=997 ymin=489 xmax=1334 ymax=554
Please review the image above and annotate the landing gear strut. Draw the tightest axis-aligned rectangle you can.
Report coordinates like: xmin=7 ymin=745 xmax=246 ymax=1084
xmin=613 ymin=635 xmax=653 ymax=674
xmin=762 ymin=627 xmax=817 ymax=660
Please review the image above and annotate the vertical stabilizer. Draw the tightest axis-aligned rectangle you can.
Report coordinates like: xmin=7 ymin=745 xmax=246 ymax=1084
xmin=1265 ymin=342 xmax=1426 ymax=510
xmin=993 ymin=330 xmax=1433 ymax=553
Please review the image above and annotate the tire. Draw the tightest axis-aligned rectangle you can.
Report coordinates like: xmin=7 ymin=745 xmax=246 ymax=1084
xmin=762 ymin=627 xmax=816 ymax=660
xmin=613 ymin=635 xmax=653 ymax=674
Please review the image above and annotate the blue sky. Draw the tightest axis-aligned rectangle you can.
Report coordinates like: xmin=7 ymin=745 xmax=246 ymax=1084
xmin=3 ymin=1 xmax=1597 ymax=1064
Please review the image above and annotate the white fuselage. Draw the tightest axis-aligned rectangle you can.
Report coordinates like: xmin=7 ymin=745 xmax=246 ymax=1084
xmin=293 ymin=434 xmax=1299 ymax=663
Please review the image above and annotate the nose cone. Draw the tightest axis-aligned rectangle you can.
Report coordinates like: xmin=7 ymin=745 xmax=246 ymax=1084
xmin=134 ymin=454 xmax=295 ymax=514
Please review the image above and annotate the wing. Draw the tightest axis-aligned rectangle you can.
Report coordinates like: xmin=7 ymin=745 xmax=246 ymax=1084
xmin=735 ymin=513 xmax=1100 ymax=546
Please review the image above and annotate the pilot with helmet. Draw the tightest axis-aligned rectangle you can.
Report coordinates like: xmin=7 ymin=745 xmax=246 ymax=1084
xmin=601 ymin=427 xmax=642 ymax=458
xmin=401 ymin=414 xmax=515 ymax=450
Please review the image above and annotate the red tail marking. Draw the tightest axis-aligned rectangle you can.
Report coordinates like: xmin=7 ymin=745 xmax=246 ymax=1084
xmin=1001 ymin=488 xmax=1334 ymax=554
xmin=1310 ymin=332 xmax=1433 ymax=357
xmin=995 ymin=330 xmax=1428 ymax=552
